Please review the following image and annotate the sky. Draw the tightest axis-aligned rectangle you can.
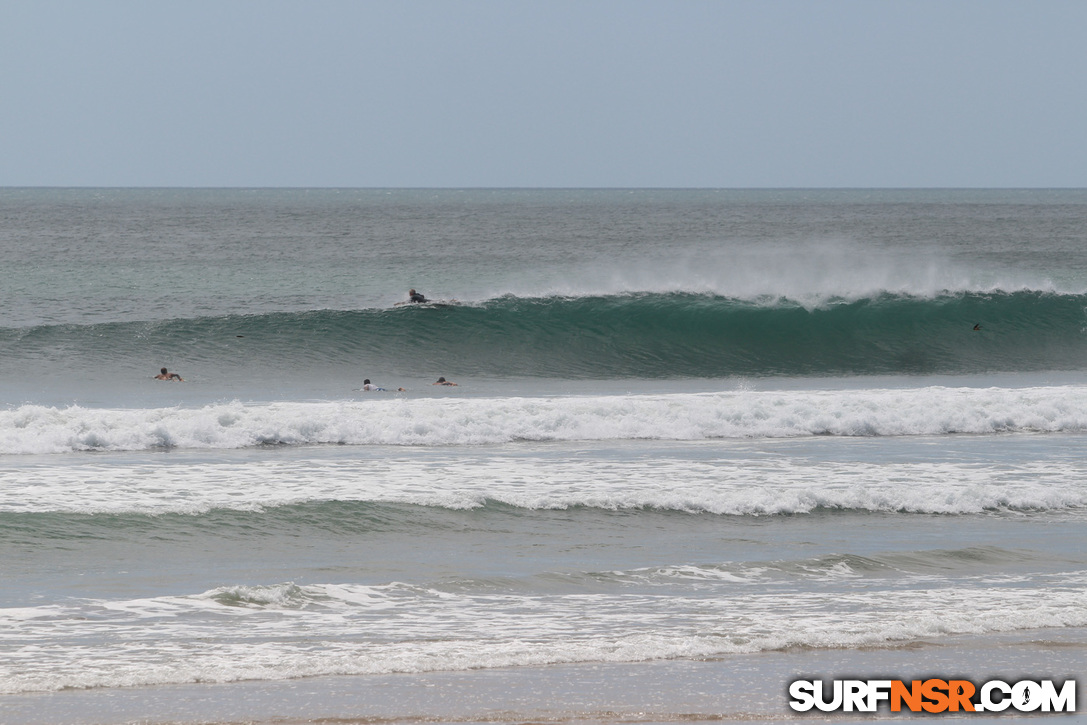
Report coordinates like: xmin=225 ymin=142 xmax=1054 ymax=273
xmin=2 ymin=0 xmax=1085 ymax=188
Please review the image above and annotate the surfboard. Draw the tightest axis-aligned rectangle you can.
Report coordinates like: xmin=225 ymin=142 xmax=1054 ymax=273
xmin=394 ymin=299 xmax=458 ymax=307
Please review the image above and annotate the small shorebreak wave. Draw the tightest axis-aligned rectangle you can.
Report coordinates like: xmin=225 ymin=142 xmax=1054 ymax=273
xmin=4 ymin=567 xmax=1086 ymax=694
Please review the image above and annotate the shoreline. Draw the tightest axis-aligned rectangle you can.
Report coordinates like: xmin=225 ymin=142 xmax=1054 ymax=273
xmin=4 ymin=630 xmax=1083 ymax=725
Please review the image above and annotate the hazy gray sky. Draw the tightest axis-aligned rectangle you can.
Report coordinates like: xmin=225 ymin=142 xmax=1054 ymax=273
xmin=3 ymin=0 xmax=1085 ymax=187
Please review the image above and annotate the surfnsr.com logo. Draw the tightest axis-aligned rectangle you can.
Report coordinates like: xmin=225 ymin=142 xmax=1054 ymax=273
xmin=788 ymin=678 xmax=1077 ymax=713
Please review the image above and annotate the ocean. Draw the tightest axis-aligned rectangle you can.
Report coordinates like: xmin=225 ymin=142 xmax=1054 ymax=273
xmin=0 ymin=188 xmax=1084 ymax=724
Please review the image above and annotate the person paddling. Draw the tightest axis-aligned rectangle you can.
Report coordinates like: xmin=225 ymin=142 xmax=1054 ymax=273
xmin=154 ymin=367 xmax=183 ymax=381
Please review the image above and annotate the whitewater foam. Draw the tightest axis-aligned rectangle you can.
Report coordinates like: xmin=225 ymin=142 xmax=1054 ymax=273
xmin=4 ymin=386 xmax=1087 ymax=456
xmin=4 ymin=442 xmax=1086 ymax=516
xmin=3 ymin=575 xmax=1084 ymax=694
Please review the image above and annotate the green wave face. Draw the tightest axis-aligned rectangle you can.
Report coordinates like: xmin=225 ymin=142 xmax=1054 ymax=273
xmin=5 ymin=291 xmax=1087 ymax=378
xmin=383 ymin=291 xmax=1087 ymax=377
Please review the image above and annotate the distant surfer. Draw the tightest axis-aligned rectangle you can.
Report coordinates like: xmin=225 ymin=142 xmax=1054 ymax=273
xmin=154 ymin=367 xmax=183 ymax=381
xmin=361 ymin=379 xmax=405 ymax=392
xmin=433 ymin=377 xmax=457 ymax=386
xmin=973 ymin=323 xmax=982 ymax=331
xmin=408 ymin=289 xmax=428 ymax=303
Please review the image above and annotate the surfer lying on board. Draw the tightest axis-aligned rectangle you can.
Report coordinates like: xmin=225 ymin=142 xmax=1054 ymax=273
xmin=361 ymin=379 xmax=407 ymax=392
xmin=154 ymin=367 xmax=183 ymax=381
xmin=433 ymin=377 xmax=457 ymax=386
xmin=362 ymin=379 xmax=384 ymax=391
xmin=396 ymin=290 xmax=460 ymax=307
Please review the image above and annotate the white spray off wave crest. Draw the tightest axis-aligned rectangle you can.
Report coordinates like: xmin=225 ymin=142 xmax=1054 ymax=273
xmin=484 ymin=239 xmax=1068 ymax=305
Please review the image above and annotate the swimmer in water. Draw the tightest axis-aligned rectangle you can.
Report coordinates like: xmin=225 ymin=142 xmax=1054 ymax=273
xmin=433 ymin=377 xmax=457 ymax=386
xmin=154 ymin=367 xmax=183 ymax=381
